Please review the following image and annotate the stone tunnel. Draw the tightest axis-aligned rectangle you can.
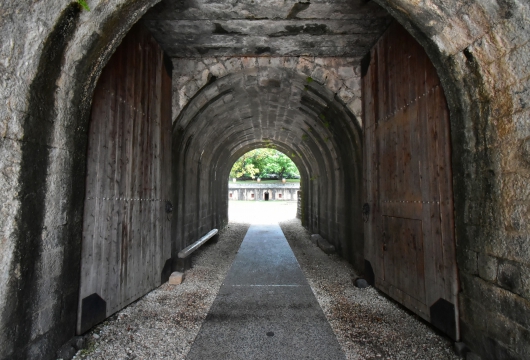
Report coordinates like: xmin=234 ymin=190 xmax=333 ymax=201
xmin=1 ymin=0 xmax=530 ymax=359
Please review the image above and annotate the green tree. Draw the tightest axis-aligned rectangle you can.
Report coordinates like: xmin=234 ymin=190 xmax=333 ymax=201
xmin=229 ymin=151 xmax=260 ymax=178
xmin=229 ymin=149 xmax=299 ymax=179
xmin=262 ymin=151 xmax=299 ymax=179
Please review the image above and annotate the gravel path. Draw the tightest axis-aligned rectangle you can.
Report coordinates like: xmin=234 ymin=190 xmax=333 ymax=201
xmin=279 ymin=219 xmax=460 ymax=360
xmin=72 ymin=201 xmax=460 ymax=360
xmin=74 ymin=223 xmax=250 ymax=360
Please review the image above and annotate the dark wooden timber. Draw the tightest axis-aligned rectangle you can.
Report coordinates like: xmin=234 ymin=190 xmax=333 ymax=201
xmin=362 ymin=22 xmax=459 ymax=340
xmin=77 ymin=23 xmax=172 ymax=335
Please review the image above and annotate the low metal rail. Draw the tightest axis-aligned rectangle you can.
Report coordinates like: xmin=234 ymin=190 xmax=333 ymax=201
xmin=178 ymin=229 xmax=218 ymax=259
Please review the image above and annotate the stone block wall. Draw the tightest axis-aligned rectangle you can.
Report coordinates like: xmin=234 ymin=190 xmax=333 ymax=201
xmin=228 ymin=183 xmax=300 ymax=201
xmin=0 ymin=0 xmax=529 ymax=358
xmin=170 ymin=66 xmax=363 ymax=275
xmin=171 ymin=56 xmax=363 ymax=124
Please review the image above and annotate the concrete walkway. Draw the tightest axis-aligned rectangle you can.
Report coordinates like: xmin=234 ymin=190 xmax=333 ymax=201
xmin=186 ymin=224 xmax=345 ymax=360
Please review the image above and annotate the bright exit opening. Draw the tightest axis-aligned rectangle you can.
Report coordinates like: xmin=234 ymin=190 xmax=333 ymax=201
xmin=228 ymin=148 xmax=301 ymax=224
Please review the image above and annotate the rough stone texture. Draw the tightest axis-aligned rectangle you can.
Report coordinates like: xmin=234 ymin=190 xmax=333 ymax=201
xmin=467 ymin=352 xmax=483 ymax=360
xmin=0 ymin=1 xmax=163 ymax=359
xmin=0 ymin=0 xmax=529 ymax=359
xmin=171 ymin=66 xmax=364 ymax=280
xmin=169 ymin=272 xmax=185 ymax=285
xmin=170 ymin=56 xmax=364 ymax=121
xmin=454 ymin=342 xmax=470 ymax=357
xmin=143 ymin=0 xmax=391 ymax=58
xmin=56 ymin=343 xmax=76 ymax=360
xmin=354 ymin=279 xmax=370 ymax=289
xmin=478 ymin=253 xmax=498 ymax=282
xmin=311 ymin=234 xmax=322 ymax=245
xmin=317 ymin=236 xmax=336 ymax=254
xmin=280 ymin=219 xmax=460 ymax=360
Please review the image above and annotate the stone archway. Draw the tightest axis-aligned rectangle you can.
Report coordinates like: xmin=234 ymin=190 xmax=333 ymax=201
xmin=171 ymin=67 xmax=363 ymax=271
xmin=0 ymin=0 xmax=529 ymax=359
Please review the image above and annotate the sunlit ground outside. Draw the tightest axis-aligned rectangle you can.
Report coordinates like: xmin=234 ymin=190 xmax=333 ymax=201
xmin=228 ymin=200 xmax=298 ymax=224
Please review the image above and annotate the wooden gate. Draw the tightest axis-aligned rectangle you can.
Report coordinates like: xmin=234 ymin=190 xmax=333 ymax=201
xmin=362 ymin=22 xmax=459 ymax=339
xmin=77 ymin=24 xmax=172 ymax=334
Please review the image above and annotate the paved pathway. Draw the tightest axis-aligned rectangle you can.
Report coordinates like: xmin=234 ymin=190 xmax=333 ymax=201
xmin=186 ymin=224 xmax=345 ymax=359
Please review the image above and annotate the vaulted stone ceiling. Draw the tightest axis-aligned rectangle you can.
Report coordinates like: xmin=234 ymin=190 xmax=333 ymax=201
xmin=142 ymin=1 xmax=378 ymax=273
xmin=143 ymin=0 xmax=392 ymax=58
xmin=172 ymin=67 xmax=364 ymax=268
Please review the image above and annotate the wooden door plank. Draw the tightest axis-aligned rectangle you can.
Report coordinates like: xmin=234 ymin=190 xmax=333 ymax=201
xmin=372 ymin=46 xmax=384 ymax=280
xmin=434 ymin=84 xmax=458 ymax=300
xmin=418 ymin=91 xmax=438 ymax=307
xmin=362 ymin=22 xmax=458 ymax=337
xmin=426 ymin=86 xmax=446 ymax=305
xmin=78 ymin=23 xmax=172 ymax=331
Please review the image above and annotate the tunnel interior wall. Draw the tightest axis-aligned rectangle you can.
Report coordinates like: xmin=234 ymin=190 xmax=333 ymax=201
xmin=171 ymin=68 xmax=365 ymax=273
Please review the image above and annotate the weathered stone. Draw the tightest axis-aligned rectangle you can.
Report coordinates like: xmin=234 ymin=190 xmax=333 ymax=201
xmin=338 ymin=87 xmax=355 ymax=103
xmin=169 ymin=272 xmax=185 ymax=285
xmin=344 ymin=77 xmax=361 ymax=91
xmin=224 ymin=58 xmax=242 ymax=73
xmin=317 ymin=237 xmax=336 ymax=254
xmin=1 ymin=0 xmax=530 ymax=358
xmin=486 ymin=312 xmax=517 ymax=348
xmin=183 ymin=80 xmax=199 ymax=99
xmin=466 ymin=352 xmax=483 ymax=360
xmin=209 ymin=62 xmax=227 ymax=78
xmin=257 ymin=57 xmax=270 ymax=67
xmin=347 ymin=98 xmax=363 ymax=119
xmin=478 ymin=253 xmax=498 ymax=282
xmin=460 ymin=249 xmax=479 ymax=276
xmin=310 ymin=66 xmax=329 ymax=84
xmin=497 ymin=260 xmax=523 ymax=295
xmin=338 ymin=66 xmax=355 ymax=79
xmin=297 ymin=57 xmax=316 ymax=76
xmin=241 ymin=57 xmax=257 ymax=69
xmin=143 ymin=1 xmax=391 ymax=58
xmin=515 ymin=326 xmax=530 ymax=358
xmin=171 ymin=56 xmax=363 ymax=123
xmin=310 ymin=234 xmax=321 ymax=245
xmin=520 ymin=138 xmax=530 ymax=167
xmin=454 ymin=342 xmax=470 ymax=356
xmin=192 ymin=69 xmax=209 ymax=88
xmin=354 ymin=278 xmax=369 ymax=289
xmin=56 ymin=344 xmax=76 ymax=360
xmin=71 ymin=336 xmax=86 ymax=351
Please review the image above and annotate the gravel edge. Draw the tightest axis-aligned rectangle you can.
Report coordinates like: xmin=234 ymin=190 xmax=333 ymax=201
xmin=279 ymin=219 xmax=460 ymax=360
xmin=74 ymin=223 xmax=250 ymax=360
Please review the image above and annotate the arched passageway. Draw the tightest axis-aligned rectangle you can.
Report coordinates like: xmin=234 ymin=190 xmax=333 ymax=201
xmin=0 ymin=0 xmax=529 ymax=359
xmin=171 ymin=66 xmax=363 ymax=273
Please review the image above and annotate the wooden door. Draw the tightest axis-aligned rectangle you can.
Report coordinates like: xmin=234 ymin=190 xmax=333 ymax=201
xmin=77 ymin=24 xmax=172 ymax=334
xmin=362 ymin=22 xmax=459 ymax=340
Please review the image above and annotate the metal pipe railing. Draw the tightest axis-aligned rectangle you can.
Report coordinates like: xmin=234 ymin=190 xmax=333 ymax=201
xmin=178 ymin=229 xmax=219 ymax=259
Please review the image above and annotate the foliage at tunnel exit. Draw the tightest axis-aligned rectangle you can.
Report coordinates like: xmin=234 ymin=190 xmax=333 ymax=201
xmin=77 ymin=0 xmax=90 ymax=11
xmin=230 ymin=149 xmax=300 ymax=180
